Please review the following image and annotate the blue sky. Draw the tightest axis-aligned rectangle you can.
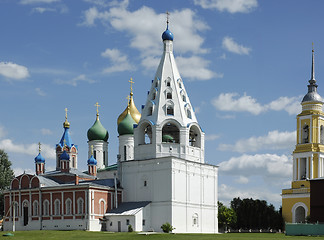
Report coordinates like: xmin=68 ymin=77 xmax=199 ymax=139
xmin=1 ymin=0 xmax=323 ymax=208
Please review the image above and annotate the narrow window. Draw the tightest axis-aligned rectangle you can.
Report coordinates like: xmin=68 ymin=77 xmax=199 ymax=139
xmin=126 ymin=219 xmax=130 ymax=225
xmin=167 ymin=106 xmax=174 ymax=115
xmin=143 ymin=219 xmax=146 ymax=226
xmin=148 ymin=106 xmax=153 ymax=116
xmin=54 ymin=199 xmax=60 ymax=216
xmin=302 ymin=125 xmax=309 ymax=143
xmin=167 ymin=92 xmax=172 ymax=99
xmin=167 ymin=81 xmax=171 ymax=87
xmin=182 ymin=95 xmax=186 ymax=102
xmin=124 ymin=145 xmax=127 ymax=161
xmin=94 ymin=150 xmax=97 ymax=159
xmin=144 ymin=180 xmax=147 ymax=187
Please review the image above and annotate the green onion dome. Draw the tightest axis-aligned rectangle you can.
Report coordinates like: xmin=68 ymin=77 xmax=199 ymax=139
xmin=118 ymin=110 xmax=136 ymax=136
xmin=87 ymin=114 xmax=109 ymax=142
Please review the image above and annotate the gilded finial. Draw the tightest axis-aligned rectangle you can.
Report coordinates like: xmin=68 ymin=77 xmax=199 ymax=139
xmin=38 ymin=142 xmax=41 ymax=153
xmin=129 ymin=77 xmax=134 ymax=96
xmin=63 ymin=108 xmax=70 ymax=128
xmin=95 ymin=102 xmax=100 ymax=119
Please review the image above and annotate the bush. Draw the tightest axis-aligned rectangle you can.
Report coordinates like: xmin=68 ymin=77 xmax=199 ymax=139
xmin=128 ymin=224 xmax=133 ymax=232
xmin=161 ymin=222 xmax=175 ymax=233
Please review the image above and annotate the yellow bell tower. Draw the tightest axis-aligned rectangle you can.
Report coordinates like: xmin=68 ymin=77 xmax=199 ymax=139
xmin=282 ymin=47 xmax=324 ymax=223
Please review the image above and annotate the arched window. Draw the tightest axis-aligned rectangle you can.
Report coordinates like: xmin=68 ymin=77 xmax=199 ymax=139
xmin=43 ymin=200 xmax=49 ymax=216
xmin=65 ymin=198 xmax=72 ymax=215
xmin=148 ymin=106 xmax=153 ymax=116
xmin=179 ymin=82 xmax=182 ymax=88
xmin=167 ymin=106 xmax=174 ymax=115
xmin=167 ymin=92 xmax=172 ymax=99
xmin=152 ymin=92 xmax=156 ymax=100
xmin=54 ymin=199 xmax=60 ymax=216
xmin=182 ymin=95 xmax=186 ymax=102
xmin=192 ymin=213 xmax=198 ymax=226
xmin=321 ymin=125 xmax=324 ymax=144
xmin=166 ymin=81 xmax=171 ymax=87
xmin=302 ymin=125 xmax=309 ymax=143
xmin=13 ymin=202 xmax=19 ymax=217
xmin=187 ymin=109 xmax=192 ymax=119
xmin=99 ymin=199 xmax=106 ymax=215
xmin=77 ymin=198 xmax=84 ymax=214
xmin=189 ymin=125 xmax=201 ymax=148
xmin=295 ymin=206 xmax=306 ymax=223
xmin=33 ymin=200 xmax=38 ymax=216
xmin=162 ymin=123 xmax=180 ymax=143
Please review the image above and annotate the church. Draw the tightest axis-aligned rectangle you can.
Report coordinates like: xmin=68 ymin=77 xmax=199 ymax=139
xmin=282 ymin=48 xmax=324 ymax=223
xmin=3 ymin=21 xmax=219 ymax=233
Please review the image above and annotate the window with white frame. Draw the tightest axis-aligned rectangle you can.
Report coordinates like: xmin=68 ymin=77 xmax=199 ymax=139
xmin=54 ymin=199 xmax=60 ymax=216
xmin=43 ymin=200 xmax=49 ymax=216
xmin=77 ymin=198 xmax=84 ymax=214
xmin=65 ymin=198 xmax=72 ymax=215
xmin=33 ymin=200 xmax=38 ymax=216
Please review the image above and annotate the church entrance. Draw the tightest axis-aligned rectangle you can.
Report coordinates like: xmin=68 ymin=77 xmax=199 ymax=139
xmin=295 ymin=206 xmax=306 ymax=223
xmin=23 ymin=206 xmax=28 ymax=226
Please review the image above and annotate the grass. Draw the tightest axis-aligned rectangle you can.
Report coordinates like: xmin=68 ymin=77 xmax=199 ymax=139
xmin=1 ymin=231 xmax=324 ymax=240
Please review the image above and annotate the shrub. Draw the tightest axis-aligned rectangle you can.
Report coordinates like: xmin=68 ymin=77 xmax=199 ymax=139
xmin=161 ymin=222 xmax=175 ymax=233
xmin=128 ymin=224 xmax=133 ymax=232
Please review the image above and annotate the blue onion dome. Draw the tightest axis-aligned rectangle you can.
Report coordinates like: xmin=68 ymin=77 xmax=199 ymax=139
xmin=87 ymin=155 xmax=97 ymax=165
xmin=87 ymin=114 xmax=109 ymax=142
xmin=35 ymin=152 xmax=45 ymax=163
xmin=118 ymin=110 xmax=136 ymax=135
xmin=162 ymin=27 xmax=174 ymax=41
xmin=60 ymin=150 xmax=70 ymax=160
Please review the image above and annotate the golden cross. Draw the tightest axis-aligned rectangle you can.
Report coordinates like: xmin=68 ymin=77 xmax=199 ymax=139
xmin=65 ymin=108 xmax=68 ymax=120
xmin=95 ymin=102 xmax=100 ymax=115
xmin=129 ymin=77 xmax=134 ymax=93
xmin=126 ymin=95 xmax=131 ymax=104
xmin=91 ymin=145 xmax=94 ymax=155
xmin=38 ymin=142 xmax=41 ymax=153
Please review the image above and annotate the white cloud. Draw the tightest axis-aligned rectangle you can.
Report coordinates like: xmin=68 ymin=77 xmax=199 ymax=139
xmin=218 ymin=184 xmax=282 ymax=207
xmin=35 ymin=88 xmax=46 ymax=96
xmin=0 ymin=62 xmax=30 ymax=80
xmin=212 ymin=92 xmax=264 ymax=115
xmin=55 ymin=74 xmax=95 ymax=87
xmin=0 ymin=126 xmax=7 ymax=138
xmin=0 ymin=139 xmax=55 ymax=160
xmin=32 ymin=7 xmax=56 ymax=13
xmin=212 ymin=93 xmax=301 ymax=115
xmin=20 ymin=0 xmax=60 ymax=4
xmin=176 ymin=56 xmax=223 ymax=81
xmin=101 ymin=48 xmax=135 ymax=73
xmin=222 ymin=36 xmax=251 ymax=55
xmin=80 ymin=5 xmax=217 ymax=81
xmin=219 ymin=153 xmax=292 ymax=178
xmin=13 ymin=167 xmax=34 ymax=176
xmin=194 ymin=0 xmax=258 ymax=13
xmin=234 ymin=176 xmax=249 ymax=184
xmin=218 ymin=130 xmax=296 ymax=153
xmin=205 ymin=134 xmax=220 ymax=141
xmin=41 ymin=128 xmax=53 ymax=135
xmin=267 ymin=96 xmax=302 ymax=115
xmin=80 ymin=7 xmax=109 ymax=26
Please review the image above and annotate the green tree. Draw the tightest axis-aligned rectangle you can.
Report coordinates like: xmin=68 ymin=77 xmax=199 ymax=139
xmin=0 ymin=149 xmax=14 ymax=218
xmin=218 ymin=201 xmax=237 ymax=232
xmin=161 ymin=222 xmax=175 ymax=233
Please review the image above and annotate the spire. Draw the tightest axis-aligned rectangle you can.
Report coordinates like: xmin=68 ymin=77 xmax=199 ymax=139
xmin=58 ymin=108 xmax=75 ymax=148
xmin=95 ymin=102 xmax=100 ymax=120
xmin=166 ymin=11 xmax=170 ymax=29
xmin=311 ymin=43 xmax=315 ymax=83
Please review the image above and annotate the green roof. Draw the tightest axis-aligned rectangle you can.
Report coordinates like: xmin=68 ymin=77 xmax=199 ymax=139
xmin=118 ymin=113 xmax=136 ymax=135
xmin=87 ymin=117 xmax=109 ymax=141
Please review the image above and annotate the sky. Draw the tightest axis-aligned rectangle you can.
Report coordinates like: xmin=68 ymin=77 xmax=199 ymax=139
xmin=1 ymin=0 xmax=323 ymax=209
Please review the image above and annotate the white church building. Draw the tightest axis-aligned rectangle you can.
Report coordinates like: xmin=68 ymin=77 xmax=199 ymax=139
xmin=3 ymin=21 xmax=218 ymax=233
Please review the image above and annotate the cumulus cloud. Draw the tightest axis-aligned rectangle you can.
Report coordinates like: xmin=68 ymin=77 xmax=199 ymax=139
xmin=194 ymin=0 xmax=258 ymax=13
xmin=0 ymin=126 xmax=7 ymax=138
xmin=0 ymin=62 xmax=30 ymax=80
xmin=80 ymin=4 xmax=217 ymax=81
xmin=218 ymin=184 xmax=282 ymax=207
xmin=212 ymin=92 xmax=264 ymax=115
xmin=219 ymin=153 xmax=292 ymax=178
xmin=212 ymin=92 xmax=301 ymax=115
xmin=176 ymin=56 xmax=223 ymax=81
xmin=55 ymin=74 xmax=95 ymax=87
xmin=41 ymin=128 xmax=53 ymax=135
xmin=101 ymin=48 xmax=135 ymax=73
xmin=222 ymin=37 xmax=251 ymax=55
xmin=234 ymin=176 xmax=249 ymax=184
xmin=31 ymin=7 xmax=56 ymax=13
xmin=218 ymin=130 xmax=296 ymax=153
xmin=0 ymin=139 xmax=55 ymax=160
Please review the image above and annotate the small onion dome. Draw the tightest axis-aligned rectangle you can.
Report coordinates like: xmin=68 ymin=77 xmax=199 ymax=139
xmin=60 ymin=150 xmax=70 ymax=160
xmin=162 ymin=134 xmax=174 ymax=143
xmin=63 ymin=119 xmax=70 ymax=128
xmin=87 ymin=155 xmax=97 ymax=165
xmin=34 ymin=153 xmax=45 ymax=163
xmin=162 ymin=28 xmax=174 ymax=41
xmin=118 ymin=112 xmax=136 ymax=135
xmin=87 ymin=116 xmax=109 ymax=142
xmin=117 ymin=94 xmax=141 ymax=125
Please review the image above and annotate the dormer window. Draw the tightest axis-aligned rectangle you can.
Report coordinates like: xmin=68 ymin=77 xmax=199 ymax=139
xmin=167 ymin=92 xmax=172 ymax=99
xmin=167 ymin=106 xmax=174 ymax=115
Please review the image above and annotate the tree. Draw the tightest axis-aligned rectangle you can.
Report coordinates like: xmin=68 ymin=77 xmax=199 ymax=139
xmin=230 ymin=197 xmax=283 ymax=230
xmin=161 ymin=222 xmax=175 ymax=233
xmin=0 ymin=149 xmax=14 ymax=218
xmin=218 ymin=201 xmax=237 ymax=232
